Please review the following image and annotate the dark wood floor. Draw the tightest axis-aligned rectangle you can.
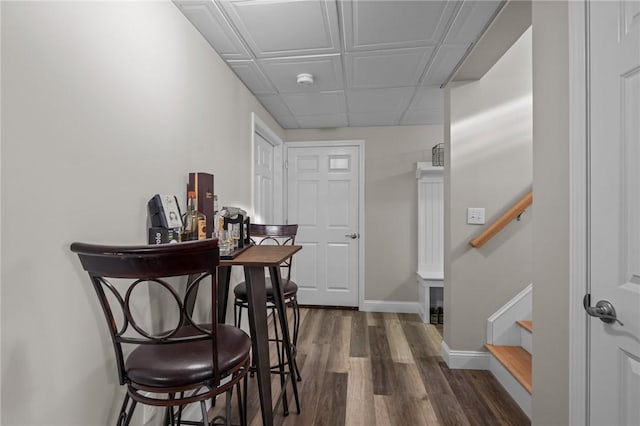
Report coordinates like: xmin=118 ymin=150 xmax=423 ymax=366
xmin=213 ymin=308 xmax=530 ymax=426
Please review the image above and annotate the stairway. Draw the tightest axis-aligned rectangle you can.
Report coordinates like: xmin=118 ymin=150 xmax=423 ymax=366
xmin=485 ymin=284 xmax=532 ymax=418
xmin=486 ymin=320 xmax=532 ymax=391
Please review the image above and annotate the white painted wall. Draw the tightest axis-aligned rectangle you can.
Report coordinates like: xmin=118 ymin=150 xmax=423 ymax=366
xmin=1 ymin=2 xmax=281 ymax=424
xmin=284 ymin=125 xmax=443 ymax=303
xmin=444 ymin=28 xmax=533 ymax=351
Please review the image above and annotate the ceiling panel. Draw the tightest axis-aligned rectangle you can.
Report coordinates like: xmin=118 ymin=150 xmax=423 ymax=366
xmin=228 ymin=60 xmax=275 ymax=95
xmin=445 ymin=1 xmax=503 ymax=45
xmin=257 ymin=94 xmax=293 ymax=117
xmin=273 ymin=115 xmax=299 ymax=129
xmin=175 ymin=0 xmax=507 ymax=129
xmin=174 ymin=1 xmax=251 ymax=60
xmin=348 ymin=112 xmax=401 ymax=127
xmin=421 ymin=44 xmax=470 ymax=86
xmin=346 ymin=47 xmax=434 ymax=89
xmin=342 ymin=0 xmax=458 ymax=51
xmin=220 ymin=0 xmax=341 ymax=58
xmin=282 ymin=91 xmax=346 ymax=115
xmin=347 ymin=87 xmax=414 ymax=116
xmin=259 ymin=54 xmax=343 ymax=93
xmin=295 ymin=113 xmax=348 ymax=128
xmin=401 ymin=86 xmax=444 ymax=125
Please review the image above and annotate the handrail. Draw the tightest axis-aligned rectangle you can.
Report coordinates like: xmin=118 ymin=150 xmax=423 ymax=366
xmin=469 ymin=191 xmax=533 ymax=248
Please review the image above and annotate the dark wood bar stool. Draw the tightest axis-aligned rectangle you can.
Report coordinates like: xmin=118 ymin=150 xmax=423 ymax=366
xmin=232 ymin=224 xmax=302 ymax=412
xmin=71 ymin=240 xmax=251 ymax=426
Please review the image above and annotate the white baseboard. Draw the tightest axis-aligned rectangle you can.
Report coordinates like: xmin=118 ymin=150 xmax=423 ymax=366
xmin=359 ymin=300 xmax=421 ymax=315
xmin=489 ymin=356 xmax=531 ymax=418
xmin=441 ymin=341 xmax=490 ymax=370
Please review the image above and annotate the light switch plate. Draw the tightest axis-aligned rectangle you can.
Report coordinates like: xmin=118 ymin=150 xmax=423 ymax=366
xmin=467 ymin=208 xmax=485 ymax=225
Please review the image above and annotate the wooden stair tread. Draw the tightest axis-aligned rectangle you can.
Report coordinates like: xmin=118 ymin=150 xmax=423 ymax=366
xmin=516 ymin=320 xmax=532 ymax=333
xmin=485 ymin=344 xmax=532 ymax=394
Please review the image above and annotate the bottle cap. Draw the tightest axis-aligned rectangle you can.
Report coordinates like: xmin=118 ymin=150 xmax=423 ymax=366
xmin=188 ymin=191 xmax=196 ymax=198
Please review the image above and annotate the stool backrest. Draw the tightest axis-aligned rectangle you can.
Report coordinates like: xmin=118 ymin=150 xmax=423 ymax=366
xmin=249 ymin=224 xmax=298 ymax=283
xmin=70 ymin=239 xmax=220 ymax=385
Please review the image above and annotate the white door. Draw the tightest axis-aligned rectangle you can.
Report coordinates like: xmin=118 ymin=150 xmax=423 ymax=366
xmin=588 ymin=1 xmax=640 ymax=425
xmin=254 ymin=132 xmax=275 ymax=224
xmin=286 ymin=143 xmax=361 ymax=307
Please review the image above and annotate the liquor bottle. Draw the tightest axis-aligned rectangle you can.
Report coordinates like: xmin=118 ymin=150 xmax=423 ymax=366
xmin=181 ymin=191 xmax=206 ymax=241
xmin=430 ymin=306 xmax=438 ymax=324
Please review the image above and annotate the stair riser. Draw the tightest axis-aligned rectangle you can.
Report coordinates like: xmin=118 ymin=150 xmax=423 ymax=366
xmin=520 ymin=328 xmax=532 ymax=354
xmin=489 ymin=356 xmax=531 ymax=419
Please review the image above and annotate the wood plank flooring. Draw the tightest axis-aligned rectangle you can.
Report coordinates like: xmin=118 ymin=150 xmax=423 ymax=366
xmin=213 ymin=308 xmax=530 ymax=426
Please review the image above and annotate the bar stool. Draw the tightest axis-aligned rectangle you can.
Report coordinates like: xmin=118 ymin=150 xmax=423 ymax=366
xmin=71 ymin=240 xmax=251 ymax=426
xmin=232 ymin=224 xmax=302 ymax=412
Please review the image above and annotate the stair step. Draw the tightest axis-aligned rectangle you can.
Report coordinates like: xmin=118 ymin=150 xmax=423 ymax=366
xmin=516 ymin=320 xmax=532 ymax=333
xmin=485 ymin=344 xmax=532 ymax=394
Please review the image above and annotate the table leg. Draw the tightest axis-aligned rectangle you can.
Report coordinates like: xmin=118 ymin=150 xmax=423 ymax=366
xmin=269 ymin=266 xmax=301 ymax=413
xmin=217 ymin=266 xmax=232 ymax=324
xmin=243 ymin=265 xmax=273 ymax=426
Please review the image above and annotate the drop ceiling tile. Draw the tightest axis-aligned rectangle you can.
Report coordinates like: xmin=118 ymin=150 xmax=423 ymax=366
xmin=228 ymin=60 xmax=275 ymax=95
xmin=295 ymin=114 xmax=348 ymax=128
xmin=347 ymin=87 xmax=414 ymax=117
xmin=346 ymin=47 xmax=434 ymax=89
xmin=341 ymin=0 xmax=458 ymax=51
xmin=219 ymin=0 xmax=340 ymax=58
xmin=407 ymin=86 xmax=444 ymax=110
xmin=445 ymin=1 xmax=504 ymax=45
xmin=257 ymin=94 xmax=293 ymax=117
xmin=173 ymin=1 xmax=251 ymax=60
xmin=348 ymin=112 xmax=399 ymax=127
xmin=259 ymin=54 xmax=344 ymax=93
xmin=421 ymin=44 xmax=470 ymax=86
xmin=281 ymin=91 xmax=346 ymax=116
xmin=273 ymin=115 xmax=299 ymax=129
xmin=401 ymin=87 xmax=445 ymax=125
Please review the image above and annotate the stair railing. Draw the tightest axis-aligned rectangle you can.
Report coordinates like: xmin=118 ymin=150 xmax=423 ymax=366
xmin=469 ymin=191 xmax=533 ymax=248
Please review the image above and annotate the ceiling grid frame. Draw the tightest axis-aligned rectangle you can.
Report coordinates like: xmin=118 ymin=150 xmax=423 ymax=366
xmin=174 ymin=0 xmax=506 ymax=129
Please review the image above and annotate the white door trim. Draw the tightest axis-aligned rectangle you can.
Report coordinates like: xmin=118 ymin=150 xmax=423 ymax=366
xmin=284 ymin=139 xmax=365 ymax=309
xmin=251 ymin=113 xmax=284 ymax=224
xmin=568 ymin=1 xmax=588 ymax=424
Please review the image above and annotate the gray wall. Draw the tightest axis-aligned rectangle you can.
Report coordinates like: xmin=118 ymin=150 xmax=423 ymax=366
xmin=531 ymin=1 xmax=570 ymax=424
xmin=1 ymin=2 xmax=280 ymax=424
xmin=284 ymin=125 xmax=443 ymax=302
xmin=444 ymin=28 xmax=533 ymax=351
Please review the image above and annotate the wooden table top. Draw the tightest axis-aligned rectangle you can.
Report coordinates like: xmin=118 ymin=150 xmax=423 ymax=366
xmin=219 ymin=244 xmax=302 ymax=267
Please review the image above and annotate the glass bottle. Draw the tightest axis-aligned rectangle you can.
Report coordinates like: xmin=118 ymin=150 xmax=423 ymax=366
xmin=430 ymin=306 xmax=438 ymax=324
xmin=181 ymin=191 xmax=206 ymax=241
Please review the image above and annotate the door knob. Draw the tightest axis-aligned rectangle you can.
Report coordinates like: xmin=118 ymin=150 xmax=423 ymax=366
xmin=345 ymin=233 xmax=359 ymax=239
xmin=583 ymin=294 xmax=624 ymax=326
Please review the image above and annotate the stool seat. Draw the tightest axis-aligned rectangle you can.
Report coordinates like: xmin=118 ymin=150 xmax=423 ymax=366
xmin=126 ymin=324 xmax=251 ymax=388
xmin=233 ymin=278 xmax=298 ymax=302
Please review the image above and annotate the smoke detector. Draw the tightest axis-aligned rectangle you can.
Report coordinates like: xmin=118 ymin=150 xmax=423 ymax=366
xmin=296 ymin=73 xmax=314 ymax=86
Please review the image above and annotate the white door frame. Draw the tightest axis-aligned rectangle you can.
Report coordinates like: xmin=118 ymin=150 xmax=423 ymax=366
xmin=568 ymin=1 xmax=588 ymax=424
xmin=284 ymin=139 xmax=366 ymax=309
xmin=251 ymin=113 xmax=284 ymax=224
